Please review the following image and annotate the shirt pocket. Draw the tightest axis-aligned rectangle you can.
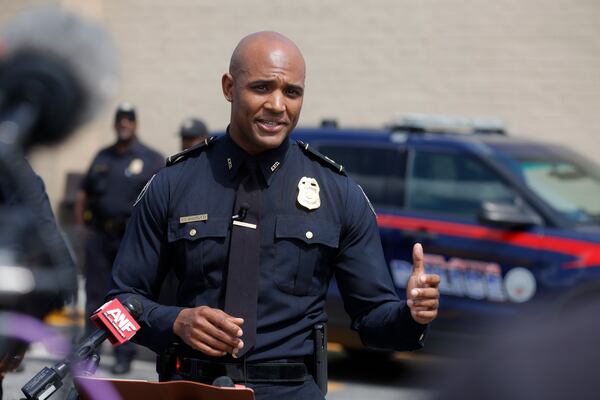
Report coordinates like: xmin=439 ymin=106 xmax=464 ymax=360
xmin=273 ymin=215 xmax=340 ymax=296
xmin=167 ymin=217 xmax=229 ymax=289
xmin=88 ymin=164 xmax=111 ymax=195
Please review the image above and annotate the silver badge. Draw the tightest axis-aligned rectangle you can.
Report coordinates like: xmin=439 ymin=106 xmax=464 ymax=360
xmin=126 ymin=158 xmax=144 ymax=176
xmin=297 ymin=177 xmax=320 ymax=210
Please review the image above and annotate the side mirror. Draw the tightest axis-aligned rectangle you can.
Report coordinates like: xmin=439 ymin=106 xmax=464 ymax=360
xmin=478 ymin=201 xmax=542 ymax=229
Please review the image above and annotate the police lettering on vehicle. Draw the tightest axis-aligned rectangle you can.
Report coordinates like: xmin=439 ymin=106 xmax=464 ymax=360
xmin=390 ymin=254 xmax=537 ymax=303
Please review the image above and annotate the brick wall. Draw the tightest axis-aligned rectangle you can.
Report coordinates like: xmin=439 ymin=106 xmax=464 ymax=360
xmin=1 ymin=0 xmax=599 ymax=207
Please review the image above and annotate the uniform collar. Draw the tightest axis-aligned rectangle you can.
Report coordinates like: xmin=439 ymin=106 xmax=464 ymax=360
xmin=223 ymin=128 xmax=290 ymax=187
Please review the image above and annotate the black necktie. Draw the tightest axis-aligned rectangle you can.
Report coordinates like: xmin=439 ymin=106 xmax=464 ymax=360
xmin=224 ymin=160 xmax=261 ymax=357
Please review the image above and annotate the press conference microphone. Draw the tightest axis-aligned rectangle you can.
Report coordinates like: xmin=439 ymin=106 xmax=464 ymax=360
xmin=21 ymin=297 xmax=142 ymax=400
xmin=0 ymin=7 xmax=118 ymax=150
xmin=78 ymin=297 xmax=143 ymax=355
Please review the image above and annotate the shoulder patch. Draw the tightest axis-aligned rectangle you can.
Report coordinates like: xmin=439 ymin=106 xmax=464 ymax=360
xmin=166 ymin=136 xmax=215 ymax=167
xmin=297 ymin=140 xmax=346 ymax=175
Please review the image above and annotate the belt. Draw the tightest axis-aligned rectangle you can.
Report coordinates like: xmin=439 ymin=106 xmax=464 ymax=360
xmin=174 ymin=357 xmax=308 ymax=383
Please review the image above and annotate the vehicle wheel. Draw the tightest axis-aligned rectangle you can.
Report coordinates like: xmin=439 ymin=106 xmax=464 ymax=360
xmin=555 ymin=281 xmax=600 ymax=315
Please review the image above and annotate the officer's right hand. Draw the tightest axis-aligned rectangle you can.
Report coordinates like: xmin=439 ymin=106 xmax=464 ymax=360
xmin=173 ymin=306 xmax=244 ymax=357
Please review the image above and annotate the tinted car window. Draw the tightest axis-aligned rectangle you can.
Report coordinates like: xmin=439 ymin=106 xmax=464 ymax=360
xmin=318 ymin=145 xmax=406 ymax=209
xmin=407 ymin=150 xmax=515 ymax=217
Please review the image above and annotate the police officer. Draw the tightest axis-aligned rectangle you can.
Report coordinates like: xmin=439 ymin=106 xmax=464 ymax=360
xmin=74 ymin=103 xmax=164 ymax=374
xmin=179 ymin=118 xmax=209 ymax=151
xmin=109 ymin=32 xmax=440 ymax=398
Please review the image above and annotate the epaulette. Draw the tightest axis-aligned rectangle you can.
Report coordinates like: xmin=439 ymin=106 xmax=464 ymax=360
xmin=297 ymin=140 xmax=346 ymax=175
xmin=166 ymin=136 xmax=216 ymax=167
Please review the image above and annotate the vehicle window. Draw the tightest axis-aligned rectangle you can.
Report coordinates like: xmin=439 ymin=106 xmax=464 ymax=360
xmin=406 ymin=150 xmax=515 ymax=218
xmin=518 ymin=160 xmax=600 ymax=224
xmin=318 ymin=145 xmax=406 ymax=209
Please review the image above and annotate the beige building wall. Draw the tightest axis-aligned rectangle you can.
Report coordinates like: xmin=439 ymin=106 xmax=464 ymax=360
xmin=1 ymin=0 xmax=599 ymax=209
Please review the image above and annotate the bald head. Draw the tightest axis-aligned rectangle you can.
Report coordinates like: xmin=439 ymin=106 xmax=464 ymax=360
xmin=222 ymin=31 xmax=306 ymax=155
xmin=229 ymin=31 xmax=305 ymax=79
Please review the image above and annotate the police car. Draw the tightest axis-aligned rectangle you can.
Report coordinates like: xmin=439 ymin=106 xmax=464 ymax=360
xmin=292 ymin=115 xmax=600 ymax=349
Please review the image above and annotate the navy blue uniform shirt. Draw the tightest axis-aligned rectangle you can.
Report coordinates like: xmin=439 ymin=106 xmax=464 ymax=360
xmin=81 ymin=139 xmax=164 ymax=220
xmin=0 ymin=158 xmax=77 ymax=314
xmin=109 ymin=133 xmax=426 ymax=361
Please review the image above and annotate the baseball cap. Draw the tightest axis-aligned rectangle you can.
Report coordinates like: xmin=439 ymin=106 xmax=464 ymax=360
xmin=115 ymin=102 xmax=136 ymax=122
xmin=179 ymin=118 xmax=208 ymax=138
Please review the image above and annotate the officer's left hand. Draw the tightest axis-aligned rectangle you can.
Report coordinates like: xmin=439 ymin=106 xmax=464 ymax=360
xmin=406 ymin=243 xmax=441 ymax=325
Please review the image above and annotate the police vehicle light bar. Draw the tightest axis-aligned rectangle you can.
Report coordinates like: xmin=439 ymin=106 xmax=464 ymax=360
xmin=389 ymin=114 xmax=506 ymax=135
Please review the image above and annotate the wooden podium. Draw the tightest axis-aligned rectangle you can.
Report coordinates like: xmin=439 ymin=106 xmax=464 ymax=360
xmin=75 ymin=376 xmax=255 ymax=400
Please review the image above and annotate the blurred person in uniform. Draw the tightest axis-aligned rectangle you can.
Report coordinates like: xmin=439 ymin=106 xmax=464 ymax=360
xmin=0 ymin=159 xmax=77 ymax=399
xmin=74 ymin=103 xmax=164 ymax=374
xmin=108 ymin=32 xmax=440 ymax=399
xmin=179 ymin=117 xmax=209 ymax=151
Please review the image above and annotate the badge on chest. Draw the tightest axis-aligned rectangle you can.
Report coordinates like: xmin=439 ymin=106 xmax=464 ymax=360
xmin=125 ymin=158 xmax=144 ymax=177
xmin=297 ymin=176 xmax=320 ymax=210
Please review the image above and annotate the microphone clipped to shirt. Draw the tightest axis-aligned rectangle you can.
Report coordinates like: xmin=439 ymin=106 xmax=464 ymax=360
xmin=21 ymin=297 xmax=142 ymax=400
xmin=232 ymin=202 xmax=250 ymax=221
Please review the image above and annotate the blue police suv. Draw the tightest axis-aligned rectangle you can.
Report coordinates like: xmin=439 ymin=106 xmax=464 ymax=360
xmin=292 ymin=116 xmax=600 ymax=349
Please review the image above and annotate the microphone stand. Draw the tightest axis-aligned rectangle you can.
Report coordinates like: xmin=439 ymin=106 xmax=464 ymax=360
xmin=21 ymin=349 xmax=100 ymax=400
xmin=65 ymin=352 xmax=100 ymax=400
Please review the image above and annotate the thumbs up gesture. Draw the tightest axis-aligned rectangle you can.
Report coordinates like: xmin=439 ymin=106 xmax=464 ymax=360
xmin=406 ymin=243 xmax=441 ymax=325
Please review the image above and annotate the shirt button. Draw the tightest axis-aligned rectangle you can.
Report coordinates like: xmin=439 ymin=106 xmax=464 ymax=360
xmin=305 ymin=231 xmax=313 ymax=239
xmin=189 ymin=228 xmax=197 ymax=237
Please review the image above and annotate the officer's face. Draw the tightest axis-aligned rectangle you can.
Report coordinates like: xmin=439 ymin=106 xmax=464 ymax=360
xmin=223 ymin=42 xmax=305 ymax=155
xmin=115 ymin=117 xmax=136 ymax=142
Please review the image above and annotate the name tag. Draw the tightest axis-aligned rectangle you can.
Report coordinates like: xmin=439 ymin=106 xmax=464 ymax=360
xmin=179 ymin=214 xmax=208 ymax=224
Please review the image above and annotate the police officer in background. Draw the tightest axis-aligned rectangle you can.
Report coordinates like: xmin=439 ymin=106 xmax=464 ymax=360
xmin=74 ymin=103 xmax=164 ymax=374
xmin=179 ymin=117 xmax=209 ymax=151
xmin=108 ymin=32 xmax=440 ymax=398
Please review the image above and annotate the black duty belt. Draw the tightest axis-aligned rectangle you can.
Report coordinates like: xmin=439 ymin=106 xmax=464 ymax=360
xmin=174 ymin=357 xmax=308 ymax=383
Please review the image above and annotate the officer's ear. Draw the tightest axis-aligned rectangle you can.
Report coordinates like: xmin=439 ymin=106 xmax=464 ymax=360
xmin=222 ymin=73 xmax=234 ymax=103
